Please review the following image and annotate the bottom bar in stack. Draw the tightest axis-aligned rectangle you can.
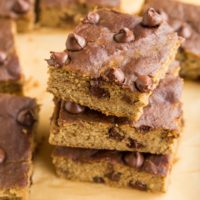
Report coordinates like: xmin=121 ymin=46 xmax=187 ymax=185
xmin=52 ymin=147 xmax=177 ymax=192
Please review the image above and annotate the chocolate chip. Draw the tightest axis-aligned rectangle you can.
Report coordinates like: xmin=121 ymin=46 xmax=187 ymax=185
xmin=124 ymin=152 xmax=144 ymax=169
xmin=178 ymin=24 xmax=192 ymax=39
xmin=46 ymin=51 xmax=70 ymax=68
xmin=89 ymin=79 xmax=110 ymax=99
xmin=93 ymin=176 xmax=105 ymax=183
xmin=64 ymin=101 xmax=85 ymax=114
xmin=122 ymin=95 xmax=137 ymax=105
xmin=127 ymin=138 xmax=144 ymax=149
xmin=138 ymin=125 xmax=152 ymax=133
xmin=103 ymin=68 xmax=125 ymax=84
xmin=0 ymin=148 xmax=6 ymax=164
xmin=12 ymin=0 xmax=30 ymax=14
xmin=114 ymin=28 xmax=135 ymax=43
xmin=135 ymin=75 xmax=153 ymax=93
xmin=84 ymin=12 xmax=100 ymax=24
xmin=17 ymin=109 xmax=35 ymax=127
xmin=106 ymin=171 xmax=122 ymax=182
xmin=108 ymin=127 xmax=124 ymax=141
xmin=0 ymin=51 xmax=7 ymax=65
xmin=142 ymin=8 xmax=163 ymax=27
xmin=66 ymin=33 xmax=86 ymax=51
xmin=129 ymin=181 xmax=147 ymax=191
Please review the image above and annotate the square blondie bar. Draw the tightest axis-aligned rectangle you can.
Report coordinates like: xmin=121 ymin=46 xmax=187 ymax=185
xmin=0 ymin=19 xmax=23 ymax=94
xmin=0 ymin=0 xmax=35 ymax=32
xmin=0 ymin=94 xmax=38 ymax=199
xmin=49 ymin=63 xmax=183 ymax=154
xmin=47 ymin=9 xmax=182 ymax=120
xmin=39 ymin=0 xmax=121 ymax=27
xmin=52 ymin=147 xmax=176 ymax=192
xmin=142 ymin=0 xmax=200 ymax=80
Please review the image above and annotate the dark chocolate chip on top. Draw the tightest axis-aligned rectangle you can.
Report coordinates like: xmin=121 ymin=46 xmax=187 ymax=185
xmin=0 ymin=148 xmax=6 ymax=164
xmin=178 ymin=24 xmax=192 ymax=39
xmin=102 ymin=68 xmax=125 ymax=84
xmin=66 ymin=33 xmax=86 ymax=51
xmin=12 ymin=0 xmax=31 ymax=15
xmin=0 ymin=51 xmax=7 ymax=65
xmin=83 ymin=12 xmax=100 ymax=24
xmin=142 ymin=8 xmax=163 ymax=27
xmin=64 ymin=101 xmax=85 ymax=114
xmin=114 ymin=28 xmax=135 ymax=43
xmin=135 ymin=75 xmax=153 ymax=93
xmin=46 ymin=51 xmax=70 ymax=68
xmin=17 ymin=109 xmax=36 ymax=127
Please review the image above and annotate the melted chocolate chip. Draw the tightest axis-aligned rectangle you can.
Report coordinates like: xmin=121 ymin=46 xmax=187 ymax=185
xmin=123 ymin=152 xmax=144 ymax=169
xmin=129 ymin=180 xmax=147 ymax=191
xmin=142 ymin=155 xmax=169 ymax=176
xmin=178 ymin=24 xmax=192 ymax=39
xmin=135 ymin=75 xmax=153 ymax=93
xmin=108 ymin=127 xmax=124 ymax=141
xmin=46 ymin=51 xmax=70 ymax=68
xmin=138 ymin=125 xmax=152 ymax=133
xmin=103 ymin=68 xmax=125 ymax=84
xmin=106 ymin=171 xmax=122 ymax=182
xmin=17 ymin=109 xmax=35 ymax=127
xmin=122 ymin=95 xmax=137 ymax=105
xmin=142 ymin=8 xmax=163 ymax=27
xmin=89 ymin=80 xmax=110 ymax=99
xmin=0 ymin=148 xmax=6 ymax=164
xmin=127 ymin=138 xmax=144 ymax=149
xmin=64 ymin=101 xmax=85 ymax=114
xmin=93 ymin=176 xmax=105 ymax=183
xmin=84 ymin=12 xmax=100 ymax=24
xmin=12 ymin=0 xmax=30 ymax=15
xmin=66 ymin=33 xmax=86 ymax=51
xmin=114 ymin=28 xmax=135 ymax=43
xmin=0 ymin=51 xmax=7 ymax=65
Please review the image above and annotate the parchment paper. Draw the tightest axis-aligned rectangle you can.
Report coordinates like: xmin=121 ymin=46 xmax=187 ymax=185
xmin=15 ymin=0 xmax=200 ymax=199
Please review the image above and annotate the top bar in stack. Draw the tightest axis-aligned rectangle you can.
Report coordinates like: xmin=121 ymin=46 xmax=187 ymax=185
xmin=47 ymin=9 xmax=182 ymax=120
xmin=0 ymin=0 xmax=35 ymax=32
xmin=142 ymin=0 xmax=200 ymax=80
xmin=39 ymin=0 xmax=121 ymax=27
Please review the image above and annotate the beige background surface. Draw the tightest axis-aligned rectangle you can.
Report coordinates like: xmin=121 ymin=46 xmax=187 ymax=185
xmin=15 ymin=0 xmax=200 ymax=199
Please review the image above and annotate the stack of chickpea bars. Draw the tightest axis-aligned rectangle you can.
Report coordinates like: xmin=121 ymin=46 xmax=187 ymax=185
xmin=47 ymin=8 xmax=184 ymax=192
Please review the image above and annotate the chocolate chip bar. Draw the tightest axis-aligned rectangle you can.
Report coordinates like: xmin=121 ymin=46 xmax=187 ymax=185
xmin=0 ymin=0 xmax=35 ymax=32
xmin=49 ymin=64 xmax=183 ymax=154
xmin=0 ymin=19 xmax=23 ymax=94
xmin=39 ymin=0 xmax=120 ymax=27
xmin=47 ymin=9 xmax=182 ymax=120
xmin=0 ymin=94 xmax=38 ymax=199
xmin=142 ymin=0 xmax=200 ymax=80
xmin=52 ymin=147 xmax=176 ymax=192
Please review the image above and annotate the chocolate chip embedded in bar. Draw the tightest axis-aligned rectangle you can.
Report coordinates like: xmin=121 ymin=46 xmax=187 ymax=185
xmin=0 ymin=19 xmax=23 ymax=94
xmin=47 ymin=9 xmax=182 ymax=120
xmin=49 ymin=67 xmax=183 ymax=154
xmin=39 ymin=0 xmax=121 ymax=27
xmin=52 ymin=147 xmax=174 ymax=192
xmin=142 ymin=0 xmax=200 ymax=80
xmin=0 ymin=0 xmax=35 ymax=32
xmin=0 ymin=94 xmax=38 ymax=199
